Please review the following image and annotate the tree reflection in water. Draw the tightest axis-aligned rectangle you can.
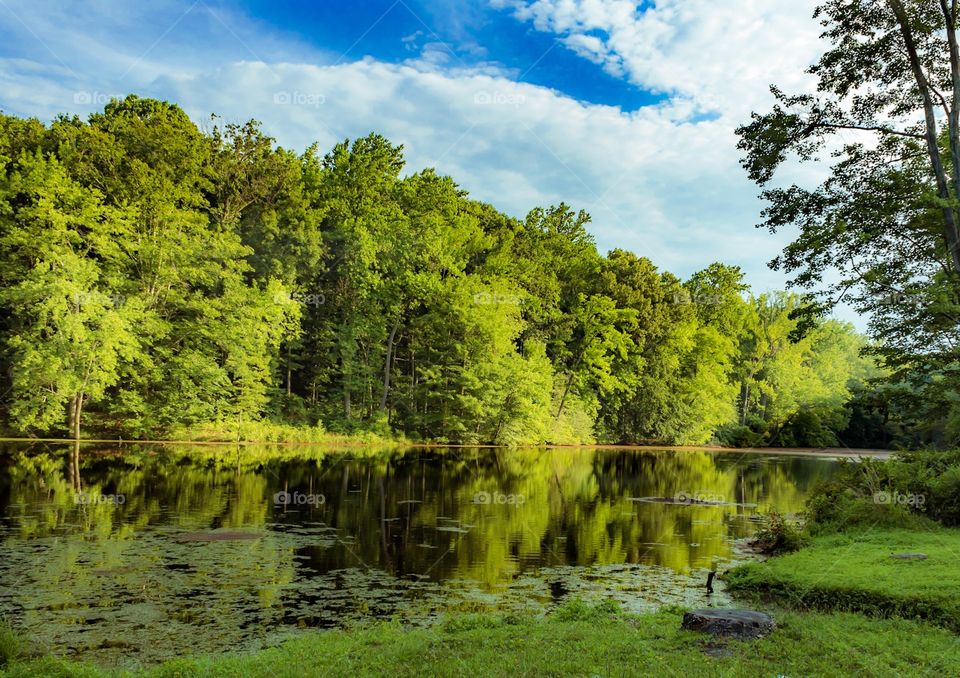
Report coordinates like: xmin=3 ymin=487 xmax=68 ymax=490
xmin=0 ymin=443 xmax=836 ymax=667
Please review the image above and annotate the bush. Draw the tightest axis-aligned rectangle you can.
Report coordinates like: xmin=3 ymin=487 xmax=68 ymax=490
xmin=775 ymin=407 xmax=840 ymax=448
xmin=751 ymin=510 xmax=805 ymax=553
xmin=716 ymin=423 xmax=764 ymax=448
xmin=928 ymin=466 xmax=960 ymax=525
xmin=804 ymin=491 xmax=933 ymax=534
xmin=803 ymin=450 xmax=960 ymax=531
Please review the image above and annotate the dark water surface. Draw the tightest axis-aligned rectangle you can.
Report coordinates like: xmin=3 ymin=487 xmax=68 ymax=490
xmin=0 ymin=443 xmax=839 ymax=667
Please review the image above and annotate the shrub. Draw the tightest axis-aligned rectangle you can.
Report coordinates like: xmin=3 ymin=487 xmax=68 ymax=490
xmin=775 ymin=407 xmax=841 ymax=448
xmin=716 ymin=423 xmax=764 ymax=448
xmin=928 ymin=466 xmax=960 ymax=525
xmin=751 ymin=510 xmax=805 ymax=553
xmin=803 ymin=450 xmax=960 ymax=531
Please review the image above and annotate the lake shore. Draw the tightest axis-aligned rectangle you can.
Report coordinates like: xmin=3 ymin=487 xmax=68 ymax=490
xmin=1 ymin=445 xmax=954 ymax=676
xmin=0 ymin=437 xmax=892 ymax=459
xmin=3 ymin=600 xmax=957 ymax=677
xmin=726 ymin=527 xmax=960 ymax=630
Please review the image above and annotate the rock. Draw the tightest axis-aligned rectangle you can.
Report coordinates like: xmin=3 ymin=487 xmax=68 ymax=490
xmin=890 ymin=552 xmax=928 ymax=560
xmin=681 ymin=609 xmax=775 ymax=640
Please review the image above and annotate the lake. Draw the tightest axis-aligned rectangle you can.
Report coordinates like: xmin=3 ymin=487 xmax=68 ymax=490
xmin=0 ymin=443 xmax=841 ymax=668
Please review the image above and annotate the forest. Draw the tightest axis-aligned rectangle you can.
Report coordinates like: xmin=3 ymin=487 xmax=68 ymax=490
xmin=0 ymin=96 xmax=932 ymax=447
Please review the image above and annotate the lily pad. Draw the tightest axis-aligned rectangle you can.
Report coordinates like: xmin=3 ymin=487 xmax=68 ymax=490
xmin=175 ymin=531 xmax=263 ymax=542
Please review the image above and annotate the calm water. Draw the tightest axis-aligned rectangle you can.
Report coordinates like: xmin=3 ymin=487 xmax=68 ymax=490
xmin=0 ymin=443 xmax=839 ymax=667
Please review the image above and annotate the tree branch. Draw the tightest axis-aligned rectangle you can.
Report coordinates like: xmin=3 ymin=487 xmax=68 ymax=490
xmin=806 ymin=121 xmax=924 ymax=139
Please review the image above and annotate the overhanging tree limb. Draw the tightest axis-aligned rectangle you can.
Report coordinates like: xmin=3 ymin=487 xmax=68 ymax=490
xmin=810 ymin=122 xmax=924 ymax=139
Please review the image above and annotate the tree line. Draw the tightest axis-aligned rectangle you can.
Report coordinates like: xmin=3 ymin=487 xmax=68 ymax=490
xmin=0 ymin=96 xmax=878 ymax=445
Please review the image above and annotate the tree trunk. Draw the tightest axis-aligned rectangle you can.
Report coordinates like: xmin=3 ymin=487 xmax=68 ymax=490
xmin=555 ymin=371 xmax=576 ymax=421
xmin=286 ymin=344 xmax=292 ymax=397
xmin=891 ymin=0 xmax=960 ymax=271
xmin=68 ymin=395 xmax=77 ymax=440
xmin=379 ymin=320 xmax=400 ymax=413
xmin=740 ymin=381 xmax=750 ymax=425
xmin=940 ymin=0 xmax=960 ymax=227
xmin=555 ymin=345 xmax=589 ymax=420
xmin=69 ymin=392 xmax=84 ymax=440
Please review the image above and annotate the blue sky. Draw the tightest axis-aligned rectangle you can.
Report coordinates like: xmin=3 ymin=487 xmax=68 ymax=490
xmin=237 ymin=0 xmax=665 ymax=110
xmin=0 ymin=0 xmax=849 ymax=320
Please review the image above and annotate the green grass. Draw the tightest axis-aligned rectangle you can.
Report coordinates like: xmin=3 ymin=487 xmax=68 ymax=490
xmin=0 ymin=620 xmax=19 ymax=669
xmin=726 ymin=527 xmax=960 ymax=629
xmin=167 ymin=420 xmax=400 ymax=445
xmin=3 ymin=603 xmax=960 ymax=677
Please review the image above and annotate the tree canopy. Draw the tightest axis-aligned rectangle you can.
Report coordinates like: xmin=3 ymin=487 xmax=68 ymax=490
xmin=0 ymin=96 xmax=877 ymax=446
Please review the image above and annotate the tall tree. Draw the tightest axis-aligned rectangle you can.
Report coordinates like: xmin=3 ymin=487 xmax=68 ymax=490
xmin=0 ymin=152 xmax=141 ymax=437
xmin=737 ymin=0 xmax=960 ymax=384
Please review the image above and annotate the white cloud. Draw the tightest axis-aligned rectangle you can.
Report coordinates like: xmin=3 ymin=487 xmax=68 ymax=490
xmin=495 ymin=0 xmax=823 ymax=117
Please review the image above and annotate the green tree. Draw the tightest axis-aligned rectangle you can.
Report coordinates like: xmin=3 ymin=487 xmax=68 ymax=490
xmin=0 ymin=152 xmax=141 ymax=437
xmin=737 ymin=0 xmax=960 ymax=405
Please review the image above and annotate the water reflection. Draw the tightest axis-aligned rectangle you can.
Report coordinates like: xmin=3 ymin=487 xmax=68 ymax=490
xmin=0 ymin=443 xmax=836 ymax=667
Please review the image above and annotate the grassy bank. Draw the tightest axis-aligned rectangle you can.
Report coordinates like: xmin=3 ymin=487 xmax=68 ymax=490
xmin=726 ymin=527 xmax=960 ymax=630
xmin=161 ymin=421 xmax=401 ymax=445
xmin=2 ymin=601 xmax=959 ymax=678
xmin=0 ymin=424 xmax=403 ymax=446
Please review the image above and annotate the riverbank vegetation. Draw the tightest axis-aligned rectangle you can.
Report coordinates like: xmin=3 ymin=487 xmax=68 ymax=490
xmin=727 ymin=448 xmax=960 ymax=628
xmin=0 ymin=100 xmax=887 ymax=446
xmin=727 ymin=529 xmax=960 ymax=631
xmin=3 ymin=601 xmax=959 ymax=677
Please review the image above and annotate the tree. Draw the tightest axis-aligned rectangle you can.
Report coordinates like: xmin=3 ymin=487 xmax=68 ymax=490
xmin=0 ymin=152 xmax=141 ymax=437
xmin=737 ymin=0 xmax=960 ymax=387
